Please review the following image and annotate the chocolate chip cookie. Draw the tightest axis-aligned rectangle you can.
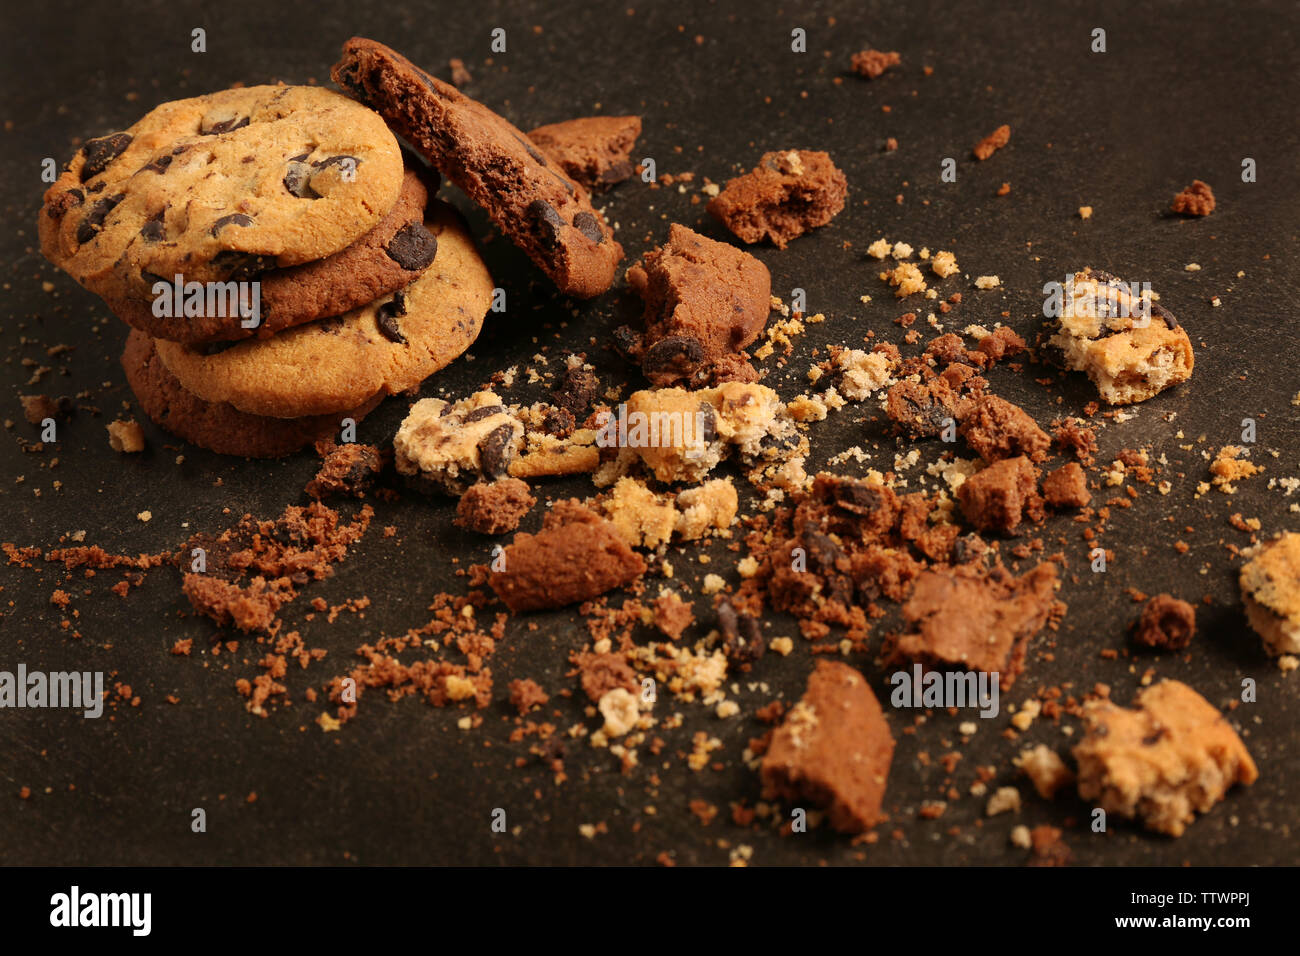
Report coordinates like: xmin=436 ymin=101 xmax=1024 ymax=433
xmin=41 ymin=85 xmax=404 ymax=303
xmin=122 ymin=330 xmax=381 ymax=458
xmin=105 ymin=166 xmax=438 ymax=344
xmin=331 ymin=37 xmax=623 ymax=298
xmin=154 ymin=201 xmax=493 ymax=418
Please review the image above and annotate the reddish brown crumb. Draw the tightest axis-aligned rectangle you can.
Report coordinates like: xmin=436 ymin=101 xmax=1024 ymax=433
xmin=851 ymin=49 xmax=901 ymax=79
xmin=1027 ymin=825 xmax=1071 ymax=866
xmin=1171 ymin=180 xmax=1215 ymax=217
xmin=448 ymin=57 xmax=472 ymax=87
xmin=171 ymin=638 xmax=193 ymax=655
xmin=1132 ymin=594 xmax=1196 ymax=650
xmin=572 ymin=651 xmax=639 ymax=703
xmin=972 ymin=124 xmax=1011 ymax=161
xmin=454 ymin=478 xmax=536 ymax=535
xmin=884 ymin=137 xmax=899 ymax=151
xmin=1042 ymin=462 xmax=1091 ymax=509
xmin=652 ymin=591 xmax=694 ymax=640
xmin=996 ymin=181 xmax=1011 ymax=196
xmin=508 ymin=678 xmax=549 ymax=715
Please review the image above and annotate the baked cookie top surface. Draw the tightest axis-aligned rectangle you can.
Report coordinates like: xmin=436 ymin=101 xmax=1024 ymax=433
xmin=105 ymin=166 xmax=435 ymax=345
xmin=41 ymin=85 xmax=404 ymax=300
xmin=331 ymin=37 xmax=623 ymax=298
xmin=154 ymin=201 xmax=493 ymax=418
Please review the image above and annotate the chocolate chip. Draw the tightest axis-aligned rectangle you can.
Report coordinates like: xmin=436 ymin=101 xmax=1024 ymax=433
xmin=528 ymin=198 xmax=566 ymax=249
xmin=1150 ymin=302 xmax=1179 ymax=331
xmin=513 ymin=133 xmax=547 ymax=166
xmin=641 ymin=335 xmax=704 ymax=377
xmin=464 ymin=405 xmax=506 ymax=423
xmin=199 ymin=113 xmax=249 ymax=136
xmin=611 ymin=325 xmax=643 ymax=359
xmin=385 ymin=222 xmax=438 ymax=270
xmin=80 ymin=133 xmax=132 ymax=181
xmin=139 ymin=153 xmax=174 ymax=175
xmin=1141 ymin=729 xmax=1166 ymax=746
xmin=283 ymin=162 xmax=317 ymax=198
xmin=573 ymin=211 xmax=605 ymax=244
xmin=477 ymin=423 xmax=516 ymax=479
xmin=75 ymin=193 xmax=124 ymax=245
xmin=139 ymin=209 xmax=166 ymax=242
xmin=833 ymin=480 xmax=892 ymax=517
xmin=211 ymin=213 xmax=254 ymax=236
xmin=210 ymin=250 xmax=272 ymax=281
xmin=698 ymin=402 xmax=718 ymax=443
xmin=541 ymin=405 xmax=575 ymax=437
xmin=197 ymin=340 xmax=239 ymax=356
xmin=375 ymin=292 xmax=408 ymax=345
xmin=718 ymin=599 xmax=764 ymax=664
xmin=552 ymin=365 xmax=600 ymax=416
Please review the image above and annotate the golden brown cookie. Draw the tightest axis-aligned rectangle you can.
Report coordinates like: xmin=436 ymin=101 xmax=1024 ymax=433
xmin=121 ymin=330 xmax=380 ymax=458
xmin=154 ymin=201 xmax=493 ymax=418
xmin=41 ymin=85 xmax=404 ymax=303
xmin=103 ymin=167 xmax=438 ymax=344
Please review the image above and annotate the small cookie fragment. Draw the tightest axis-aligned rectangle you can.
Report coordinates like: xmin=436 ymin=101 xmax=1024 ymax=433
xmin=957 ymin=456 xmax=1042 ymax=534
xmin=1239 ymin=532 xmax=1300 ymax=656
xmin=489 ymin=500 xmax=645 ymax=612
xmin=889 ymin=562 xmax=1059 ymax=688
xmin=21 ymin=394 xmax=69 ymax=426
xmin=1171 ymin=179 xmax=1215 ymax=217
xmin=1041 ymin=461 xmax=1090 ymax=509
xmin=707 ymin=150 xmax=848 ymax=249
xmin=760 ymin=661 xmax=895 ymax=834
xmin=1073 ymin=680 xmax=1257 ymax=836
xmin=1131 ymin=593 xmax=1196 ymax=650
xmin=305 ymin=440 xmax=385 ymax=499
xmin=972 ymin=124 xmax=1011 ymax=160
xmin=527 ymin=115 xmax=642 ymax=192
xmin=106 ymin=418 xmax=146 ymax=453
xmin=393 ymin=391 xmax=524 ymax=494
xmin=1048 ymin=268 xmax=1194 ymax=405
xmin=1015 ymin=745 xmax=1075 ymax=800
xmin=507 ymin=678 xmax=547 ymax=715
xmin=454 ymin=478 xmax=536 ymax=535
xmin=958 ymin=394 xmax=1051 ymax=463
xmin=850 ymin=49 xmax=901 ymax=79
xmin=625 ymin=224 xmax=771 ymax=387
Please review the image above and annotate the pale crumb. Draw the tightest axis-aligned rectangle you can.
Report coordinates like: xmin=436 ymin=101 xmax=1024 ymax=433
xmin=137 ymin=511 xmax=152 ymax=522
xmin=974 ymin=275 xmax=1001 ymax=290
xmin=958 ymin=720 xmax=977 ymax=736
xmin=716 ymin=700 xmax=741 ymax=719
xmin=985 ymin=787 xmax=1021 ymax=816
xmin=1078 ymin=205 xmax=1093 ymax=219
xmin=891 ymin=241 xmax=914 ymax=259
xmin=770 ymin=636 xmax=794 ymax=656
xmin=866 ymin=237 xmax=892 ymax=259
xmin=702 ymin=573 xmax=726 ymax=594
xmin=930 ymin=250 xmax=959 ymax=278
xmin=736 ymin=556 xmax=760 ymax=578
xmin=1185 ymin=262 xmax=1201 ymax=272
xmin=1278 ymin=655 xmax=1298 ymax=673
xmin=1009 ymin=698 xmax=1041 ymax=731
xmin=1010 ymin=825 xmax=1033 ymax=849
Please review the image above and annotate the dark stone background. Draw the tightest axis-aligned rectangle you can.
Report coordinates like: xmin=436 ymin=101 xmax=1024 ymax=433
xmin=1 ymin=0 xmax=1297 ymax=865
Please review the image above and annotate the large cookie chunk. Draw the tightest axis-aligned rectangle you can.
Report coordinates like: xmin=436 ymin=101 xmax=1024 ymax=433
xmin=105 ymin=167 xmax=437 ymax=344
xmin=1073 ymin=680 xmax=1258 ymax=836
xmin=1048 ymin=268 xmax=1194 ymax=405
xmin=331 ymin=37 xmax=623 ymax=298
xmin=707 ymin=149 xmax=847 ymax=248
xmin=41 ymin=85 xmax=404 ymax=301
xmin=121 ymin=330 xmax=380 ymax=458
xmin=1239 ymin=532 xmax=1300 ymax=656
xmin=761 ymin=661 xmax=895 ymax=834
xmin=154 ymin=202 xmax=492 ymax=418
xmin=527 ymin=115 xmax=641 ymax=192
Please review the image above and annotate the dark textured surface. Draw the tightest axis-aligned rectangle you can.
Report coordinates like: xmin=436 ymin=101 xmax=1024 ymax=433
xmin=2 ymin=0 xmax=1298 ymax=866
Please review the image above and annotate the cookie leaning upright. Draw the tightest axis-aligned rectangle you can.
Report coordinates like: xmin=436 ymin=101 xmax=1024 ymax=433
xmin=40 ymin=85 xmax=405 ymax=304
xmin=331 ymin=37 xmax=623 ymax=298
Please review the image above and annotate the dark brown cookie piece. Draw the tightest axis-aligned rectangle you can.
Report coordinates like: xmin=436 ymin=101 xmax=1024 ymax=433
xmin=332 ymin=37 xmax=623 ymax=298
xmin=488 ymin=499 xmax=645 ymax=612
xmin=958 ymin=394 xmax=1051 ymax=462
xmin=760 ymin=661 xmax=895 ymax=834
xmin=105 ymin=168 xmax=436 ymax=345
xmin=454 ymin=478 xmax=537 ymax=534
xmin=625 ymin=224 xmax=771 ymax=388
xmin=1042 ymin=461 xmax=1091 ymax=508
xmin=707 ymin=150 xmax=847 ymax=249
xmin=121 ymin=330 xmax=380 ymax=458
xmin=957 ymin=455 xmax=1043 ymax=534
xmin=305 ymin=440 xmax=387 ymax=499
xmin=527 ymin=115 xmax=641 ymax=192
xmin=1131 ymin=594 xmax=1196 ymax=650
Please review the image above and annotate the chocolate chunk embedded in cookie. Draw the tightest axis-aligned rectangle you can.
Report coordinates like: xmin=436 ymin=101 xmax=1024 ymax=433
xmin=41 ymin=85 xmax=405 ymax=303
xmin=104 ymin=167 xmax=437 ymax=344
xmin=121 ymin=330 xmax=379 ymax=459
xmin=332 ymin=37 xmax=623 ymax=298
xmin=153 ymin=202 xmax=493 ymax=418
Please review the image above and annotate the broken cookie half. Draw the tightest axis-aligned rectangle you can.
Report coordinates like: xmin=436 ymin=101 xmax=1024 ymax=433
xmin=1048 ymin=268 xmax=1194 ymax=405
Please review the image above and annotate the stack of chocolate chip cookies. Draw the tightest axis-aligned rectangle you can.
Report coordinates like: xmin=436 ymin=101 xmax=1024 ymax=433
xmin=39 ymin=83 xmax=493 ymax=457
xmin=40 ymin=40 xmax=627 ymax=457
